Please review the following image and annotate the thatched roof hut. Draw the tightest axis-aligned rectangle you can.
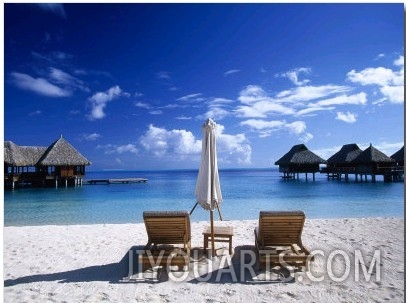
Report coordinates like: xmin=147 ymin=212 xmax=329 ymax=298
xmin=4 ymin=136 xmax=91 ymax=188
xmin=327 ymin=143 xmax=362 ymax=165
xmin=4 ymin=141 xmax=47 ymax=166
xmin=4 ymin=136 xmax=91 ymax=167
xmin=275 ymin=144 xmax=326 ymax=166
xmin=390 ymin=146 xmax=404 ymax=166
xmin=275 ymin=144 xmax=326 ymax=179
xmin=351 ymin=144 xmax=394 ymax=177
xmin=352 ymin=144 xmax=394 ymax=164
xmin=38 ymin=136 xmax=91 ymax=166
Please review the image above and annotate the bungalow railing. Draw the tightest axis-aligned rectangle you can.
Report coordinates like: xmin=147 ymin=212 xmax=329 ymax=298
xmin=321 ymin=165 xmax=404 ymax=174
xmin=321 ymin=167 xmax=356 ymax=173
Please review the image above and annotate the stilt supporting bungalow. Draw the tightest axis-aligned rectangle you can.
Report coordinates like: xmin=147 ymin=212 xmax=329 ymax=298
xmin=322 ymin=144 xmax=403 ymax=183
xmin=4 ymin=135 xmax=91 ymax=189
xmin=275 ymin=144 xmax=326 ymax=181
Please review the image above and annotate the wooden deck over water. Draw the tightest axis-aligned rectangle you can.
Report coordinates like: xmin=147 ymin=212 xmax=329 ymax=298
xmin=84 ymin=178 xmax=148 ymax=185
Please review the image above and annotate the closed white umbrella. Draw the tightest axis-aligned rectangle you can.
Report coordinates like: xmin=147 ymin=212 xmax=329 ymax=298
xmin=194 ymin=118 xmax=223 ymax=257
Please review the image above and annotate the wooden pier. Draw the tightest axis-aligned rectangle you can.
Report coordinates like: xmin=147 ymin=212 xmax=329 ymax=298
xmin=85 ymin=178 xmax=148 ymax=185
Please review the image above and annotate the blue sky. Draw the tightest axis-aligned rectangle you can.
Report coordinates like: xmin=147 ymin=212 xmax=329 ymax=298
xmin=3 ymin=3 xmax=404 ymax=170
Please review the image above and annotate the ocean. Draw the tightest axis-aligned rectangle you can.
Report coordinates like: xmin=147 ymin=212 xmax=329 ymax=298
xmin=4 ymin=169 xmax=404 ymax=226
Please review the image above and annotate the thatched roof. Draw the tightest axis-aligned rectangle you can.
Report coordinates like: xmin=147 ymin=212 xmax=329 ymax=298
xmin=390 ymin=146 xmax=404 ymax=163
xmin=275 ymin=144 xmax=326 ymax=165
xmin=4 ymin=136 xmax=91 ymax=167
xmin=38 ymin=136 xmax=91 ymax=166
xmin=352 ymin=144 xmax=394 ymax=164
xmin=327 ymin=143 xmax=363 ymax=164
xmin=4 ymin=141 xmax=47 ymax=166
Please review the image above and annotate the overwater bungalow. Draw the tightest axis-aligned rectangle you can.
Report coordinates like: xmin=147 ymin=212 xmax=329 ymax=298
xmin=390 ymin=146 xmax=404 ymax=167
xmin=323 ymin=143 xmax=363 ymax=180
xmin=390 ymin=146 xmax=404 ymax=181
xmin=275 ymin=144 xmax=327 ymax=180
xmin=351 ymin=144 xmax=394 ymax=182
xmin=4 ymin=135 xmax=91 ymax=189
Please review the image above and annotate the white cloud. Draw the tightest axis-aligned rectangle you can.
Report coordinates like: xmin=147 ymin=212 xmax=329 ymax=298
xmin=32 ymin=51 xmax=73 ymax=63
xmin=28 ymin=110 xmax=42 ymax=116
xmin=49 ymin=67 xmax=90 ymax=93
xmin=374 ymin=141 xmax=404 ymax=157
xmin=240 ymin=119 xmax=307 ymax=138
xmin=236 ymin=84 xmax=351 ymax=118
xmin=149 ymin=110 xmax=163 ymax=115
xmin=82 ymin=133 xmax=102 ymax=141
xmin=198 ymin=107 xmax=230 ymax=121
xmin=347 ymin=67 xmax=399 ymax=86
xmin=336 ymin=111 xmax=357 ymax=123
xmin=394 ymin=55 xmax=404 ymax=67
xmin=346 ymin=56 xmax=404 ymax=104
xmin=280 ymin=67 xmax=311 ymax=86
xmin=238 ymin=85 xmax=268 ymax=105
xmin=11 ymin=66 xmax=90 ymax=98
xmin=139 ymin=124 xmax=251 ymax=165
xmin=139 ymin=125 xmax=201 ymax=157
xmin=135 ymin=102 xmax=152 ymax=109
xmin=309 ymin=92 xmax=367 ymax=107
xmin=240 ymin=119 xmax=286 ymax=130
xmin=299 ymin=132 xmax=314 ymax=143
xmin=176 ymin=93 xmax=204 ymax=102
xmin=115 ymin=144 xmax=138 ymax=154
xmin=295 ymin=106 xmax=335 ymax=117
xmin=10 ymin=72 xmax=71 ymax=97
xmin=379 ymin=86 xmax=404 ymax=104
xmin=374 ymin=53 xmax=385 ymax=60
xmin=87 ymin=85 xmax=130 ymax=120
xmin=198 ymin=98 xmax=234 ymax=120
xmin=235 ymin=105 xmax=267 ymax=118
xmin=215 ymin=124 xmax=252 ymax=165
xmin=276 ymin=85 xmax=352 ymax=103
xmin=211 ymin=98 xmax=234 ymax=105
xmin=313 ymin=145 xmax=343 ymax=160
xmin=224 ymin=69 xmax=241 ymax=77
xmin=36 ymin=3 xmax=66 ymax=18
xmin=287 ymin=121 xmax=307 ymax=134
xmin=236 ymin=85 xmax=294 ymax=118
xmin=176 ymin=116 xmax=192 ymax=120
xmin=97 ymin=144 xmax=138 ymax=155
xmin=156 ymin=71 xmax=171 ymax=79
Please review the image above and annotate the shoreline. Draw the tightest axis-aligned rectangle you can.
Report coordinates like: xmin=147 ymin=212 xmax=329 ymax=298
xmin=4 ymin=217 xmax=404 ymax=302
xmin=4 ymin=214 xmax=405 ymax=228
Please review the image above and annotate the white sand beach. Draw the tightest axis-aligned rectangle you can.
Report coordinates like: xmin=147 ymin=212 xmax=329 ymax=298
xmin=3 ymin=217 xmax=404 ymax=302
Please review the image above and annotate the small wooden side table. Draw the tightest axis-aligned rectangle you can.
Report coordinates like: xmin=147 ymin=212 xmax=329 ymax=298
xmin=203 ymin=226 xmax=234 ymax=255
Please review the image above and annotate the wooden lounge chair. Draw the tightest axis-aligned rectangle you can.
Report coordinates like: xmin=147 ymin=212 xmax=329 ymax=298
xmin=254 ymin=211 xmax=313 ymax=270
xmin=140 ymin=210 xmax=191 ymax=271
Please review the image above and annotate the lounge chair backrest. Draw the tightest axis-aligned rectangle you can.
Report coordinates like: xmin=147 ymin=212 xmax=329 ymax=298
xmin=258 ymin=211 xmax=305 ymax=246
xmin=143 ymin=211 xmax=191 ymax=245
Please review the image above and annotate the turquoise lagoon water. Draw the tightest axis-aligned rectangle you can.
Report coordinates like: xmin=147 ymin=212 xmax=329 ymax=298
xmin=4 ymin=169 xmax=404 ymax=226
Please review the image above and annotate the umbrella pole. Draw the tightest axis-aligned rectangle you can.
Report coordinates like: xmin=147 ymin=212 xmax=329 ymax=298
xmin=210 ymin=210 xmax=215 ymax=257
xmin=190 ymin=202 xmax=199 ymax=215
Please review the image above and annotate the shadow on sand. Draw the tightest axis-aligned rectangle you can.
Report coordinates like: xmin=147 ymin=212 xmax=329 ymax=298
xmin=5 ymin=245 xmax=306 ymax=287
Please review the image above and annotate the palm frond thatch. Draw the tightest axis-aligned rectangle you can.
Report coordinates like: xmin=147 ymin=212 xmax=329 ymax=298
xmin=390 ymin=146 xmax=404 ymax=164
xmin=4 ymin=141 xmax=47 ymax=166
xmin=352 ymin=144 xmax=394 ymax=164
xmin=327 ymin=143 xmax=363 ymax=164
xmin=38 ymin=136 xmax=91 ymax=166
xmin=275 ymin=144 xmax=326 ymax=165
